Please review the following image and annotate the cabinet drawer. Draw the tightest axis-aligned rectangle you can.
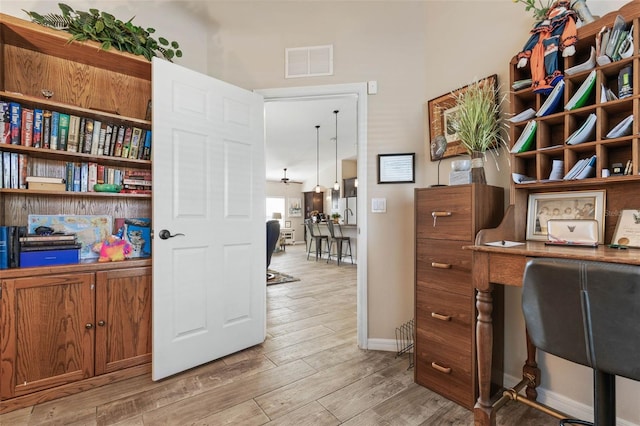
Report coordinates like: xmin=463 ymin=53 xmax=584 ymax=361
xmin=416 ymin=186 xmax=472 ymax=241
xmin=416 ymin=240 xmax=471 ymax=295
xmin=416 ymin=286 xmax=473 ymax=334
xmin=414 ymin=331 xmax=474 ymax=409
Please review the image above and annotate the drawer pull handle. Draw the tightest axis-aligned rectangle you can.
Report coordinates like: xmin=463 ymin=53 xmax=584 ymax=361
xmin=431 ymin=312 xmax=451 ymax=321
xmin=431 ymin=211 xmax=452 ymax=227
xmin=431 ymin=262 xmax=452 ymax=269
xmin=431 ymin=362 xmax=452 ymax=374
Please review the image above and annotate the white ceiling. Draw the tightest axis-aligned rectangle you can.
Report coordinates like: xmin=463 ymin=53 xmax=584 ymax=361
xmin=265 ymin=94 xmax=357 ymax=185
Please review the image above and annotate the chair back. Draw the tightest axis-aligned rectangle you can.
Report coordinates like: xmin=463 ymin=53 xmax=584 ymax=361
xmin=266 ymin=220 xmax=280 ymax=268
xmin=326 ymin=220 xmax=337 ymax=238
xmin=522 ymin=258 xmax=640 ymax=380
xmin=305 ymin=219 xmax=322 ymax=238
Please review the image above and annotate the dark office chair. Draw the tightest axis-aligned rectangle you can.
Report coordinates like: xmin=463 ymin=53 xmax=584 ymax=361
xmin=266 ymin=220 xmax=280 ymax=280
xmin=522 ymin=258 xmax=640 ymax=426
xmin=326 ymin=220 xmax=353 ymax=265
xmin=305 ymin=219 xmax=328 ymax=261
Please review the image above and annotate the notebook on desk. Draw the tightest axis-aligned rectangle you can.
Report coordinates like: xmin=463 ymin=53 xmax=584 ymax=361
xmin=546 ymin=219 xmax=599 ymax=247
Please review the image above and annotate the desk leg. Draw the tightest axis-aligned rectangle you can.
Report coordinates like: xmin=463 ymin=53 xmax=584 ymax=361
xmin=475 ymin=285 xmax=496 ymax=426
xmin=524 ymin=329 xmax=540 ymax=400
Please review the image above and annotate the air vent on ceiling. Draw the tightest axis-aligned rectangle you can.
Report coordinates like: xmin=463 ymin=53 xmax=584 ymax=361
xmin=285 ymin=44 xmax=333 ymax=78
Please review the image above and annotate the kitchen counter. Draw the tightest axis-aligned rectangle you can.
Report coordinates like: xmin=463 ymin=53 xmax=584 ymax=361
xmin=315 ymin=222 xmax=358 ymax=263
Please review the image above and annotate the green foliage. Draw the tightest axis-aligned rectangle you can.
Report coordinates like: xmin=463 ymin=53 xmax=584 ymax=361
xmin=451 ymin=79 xmax=508 ymax=155
xmin=23 ymin=3 xmax=182 ymax=62
xmin=513 ymin=0 xmax=552 ymax=22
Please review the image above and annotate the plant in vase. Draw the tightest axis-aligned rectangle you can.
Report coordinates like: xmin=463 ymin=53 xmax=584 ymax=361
xmin=450 ymin=76 xmax=508 ymax=184
xmin=331 ymin=213 xmax=341 ymax=224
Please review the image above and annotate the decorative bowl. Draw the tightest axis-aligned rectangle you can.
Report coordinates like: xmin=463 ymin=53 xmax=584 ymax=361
xmin=451 ymin=159 xmax=471 ymax=171
xmin=93 ymin=183 xmax=122 ymax=193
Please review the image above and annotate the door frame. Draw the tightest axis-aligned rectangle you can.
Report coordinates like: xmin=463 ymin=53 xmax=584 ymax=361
xmin=256 ymin=83 xmax=368 ymax=349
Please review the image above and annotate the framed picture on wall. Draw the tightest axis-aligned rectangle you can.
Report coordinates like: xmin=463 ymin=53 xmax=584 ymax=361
xmin=288 ymin=197 xmax=302 ymax=217
xmin=377 ymin=153 xmax=415 ymax=184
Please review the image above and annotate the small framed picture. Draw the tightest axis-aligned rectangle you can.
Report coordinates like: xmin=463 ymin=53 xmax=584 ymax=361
xmin=377 ymin=153 xmax=415 ymax=184
xmin=288 ymin=197 xmax=302 ymax=217
xmin=611 ymin=209 xmax=640 ymax=247
xmin=526 ymin=190 xmax=606 ymax=242
xmin=285 ymin=220 xmax=292 ymax=229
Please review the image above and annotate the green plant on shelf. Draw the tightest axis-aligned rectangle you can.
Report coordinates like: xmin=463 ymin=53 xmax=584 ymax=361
xmin=23 ymin=3 xmax=182 ymax=62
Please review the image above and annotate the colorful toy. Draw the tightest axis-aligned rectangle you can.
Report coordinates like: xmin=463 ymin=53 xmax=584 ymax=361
xmin=93 ymin=235 xmax=132 ymax=262
xmin=516 ymin=0 xmax=578 ymax=94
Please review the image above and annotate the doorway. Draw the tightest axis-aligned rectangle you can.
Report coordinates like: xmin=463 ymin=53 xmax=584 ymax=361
xmin=257 ymin=83 xmax=368 ymax=349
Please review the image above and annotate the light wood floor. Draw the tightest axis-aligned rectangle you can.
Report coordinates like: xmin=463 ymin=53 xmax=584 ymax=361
xmin=1 ymin=243 xmax=558 ymax=425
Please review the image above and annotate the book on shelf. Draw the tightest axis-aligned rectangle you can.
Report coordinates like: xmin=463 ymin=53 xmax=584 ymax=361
xmin=20 ymin=108 xmax=34 ymax=147
xmin=113 ymin=125 xmax=125 ymax=157
xmin=596 ymin=26 xmax=611 ymax=65
xmin=88 ymin=162 xmax=98 ymax=191
xmin=82 ymin=118 xmax=94 ymax=154
xmin=0 ymin=226 xmax=8 ymax=269
xmin=624 ymin=159 xmax=633 ymax=175
xmin=121 ymin=126 xmax=133 ymax=158
xmin=2 ymin=151 xmax=10 ymax=188
xmin=564 ymin=70 xmax=596 ymax=111
xmin=57 ymin=113 xmax=70 ymax=151
xmin=32 ymin=109 xmax=43 ymax=148
xmin=50 ymin=111 xmax=60 ymax=150
xmin=605 ymin=114 xmax=633 ymax=139
xmin=1 ymin=101 xmax=10 ymax=144
xmin=80 ymin=162 xmax=89 ymax=192
xmin=129 ymin=127 xmax=143 ymax=159
xmin=566 ymin=113 xmax=596 ymax=145
xmin=96 ymin=123 xmax=107 ymax=156
xmin=90 ymin=120 xmax=102 ymax=155
xmin=26 ymin=176 xmax=65 ymax=184
xmin=549 ymin=159 xmax=564 ymax=180
xmin=600 ymin=83 xmax=618 ymax=103
xmin=18 ymin=154 xmax=27 ymax=189
xmin=27 ymin=181 xmax=66 ymax=191
xmin=72 ymin=162 xmax=81 ymax=192
xmin=66 ymin=114 xmax=81 ymax=152
xmin=565 ymin=46 xmax=596 ymax=76
xmin=10 ymin=152 xmax=18 ymax=189
xmin=142 ymin=130 xmax=152 ymax=160
xmin=564 ymin=155 xmax=596 ymax=180
xmin=509 ymin=108 xmax=536 ymax=123
xmin=9 ymin=102 xmax=21 ymax=145
xmin=618 ymin=65 xmax=632 ymax=99
xmin=20 ymin=233 xmax=77 ymax=243
xmin=8 ymin=226 xmax=26 ymax=268
xmin=536 ymin=80 xmax=564 ymax=117
xmin=42 ymin=110 xmax=51 ymax=149
xmin=20 ymin=243 xmax=82 ymax=252
xmin=65 ymin=162 xmax=74 ymax=191
xmin=103 ymin=124 xmax=113 ymax=156
xmin=604 ymin=15 xmax=626 ymax=60
xmin=512 ymin=78 xmax=532 ymax=90
xmin=510 ymin=120 xmax=537 ymax=153
xmin=512 ymin=172 xmax=536 ymax=184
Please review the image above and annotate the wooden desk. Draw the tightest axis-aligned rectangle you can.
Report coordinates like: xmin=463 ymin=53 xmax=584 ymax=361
xmin=468 ymin=240 xmax=640 ymax=426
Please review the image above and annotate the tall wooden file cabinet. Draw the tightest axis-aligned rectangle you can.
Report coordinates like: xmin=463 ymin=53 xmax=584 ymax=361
xmin=414 ymin=184 xmax=504 ymax=409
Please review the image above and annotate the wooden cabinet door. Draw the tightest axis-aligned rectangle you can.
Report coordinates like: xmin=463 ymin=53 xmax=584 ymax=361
xmin=0 ymin=273 xmax=95 ymax=398
xmin=95 ymin=267 xmax=151 ymax=375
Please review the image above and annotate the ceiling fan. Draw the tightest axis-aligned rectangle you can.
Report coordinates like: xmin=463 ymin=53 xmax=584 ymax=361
xmin=280 ymin=168 xmax=302 ymax=185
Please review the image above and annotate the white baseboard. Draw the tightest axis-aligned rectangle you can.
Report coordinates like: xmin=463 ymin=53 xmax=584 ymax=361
xmin=504 ymin=374 xmax=639 ymax=426
xmin=366 ymin=338 xmax=396 ymax=352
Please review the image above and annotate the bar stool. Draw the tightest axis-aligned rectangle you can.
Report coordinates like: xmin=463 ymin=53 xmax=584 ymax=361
xmin=326 ymin=220 xmax=353 ymax=265
xmin=522 ymin=258 xmax=640 ymax=426
xmin=305 ymin=219 xmax=328 ymax=261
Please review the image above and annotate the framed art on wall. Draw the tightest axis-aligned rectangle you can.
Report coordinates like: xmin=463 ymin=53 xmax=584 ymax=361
xmin=377 ymin=153 xmax=415 ymax=184
xmin=288 ymin=197 xmax=302 ymax=217
xmin=426 ymin=74 xmax=497 ymax=160
xmin=526 ymin=190 xmax=605 ymax=242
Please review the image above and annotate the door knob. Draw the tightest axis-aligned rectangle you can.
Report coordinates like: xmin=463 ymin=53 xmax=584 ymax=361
xmin=158 ymin=229 xmax=185 ymax=240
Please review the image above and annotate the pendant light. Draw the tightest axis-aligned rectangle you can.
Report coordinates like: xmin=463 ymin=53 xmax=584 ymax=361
xmin=315 ymin=125 xmax=321 ymax=193
xmin=333 ymin=110 xmax=340 ymax=191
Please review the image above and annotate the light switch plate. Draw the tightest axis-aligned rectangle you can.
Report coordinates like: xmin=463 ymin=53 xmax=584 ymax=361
xmin=371 ymin=198 xmax=386 ymax=213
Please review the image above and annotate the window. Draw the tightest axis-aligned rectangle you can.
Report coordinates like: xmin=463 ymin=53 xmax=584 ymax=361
xmin=266 ymin=197 xmax=285 ymax=226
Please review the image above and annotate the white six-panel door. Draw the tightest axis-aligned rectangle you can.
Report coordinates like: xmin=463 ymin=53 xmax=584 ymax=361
xmin=151 ymin=58 xmax=265 ymax=380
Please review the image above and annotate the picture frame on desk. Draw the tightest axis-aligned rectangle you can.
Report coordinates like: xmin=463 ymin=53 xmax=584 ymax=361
xmin=526 ymin=190 xmax=605 ymax=243
xmin=611 ymin=209 xmax=640 ymax=247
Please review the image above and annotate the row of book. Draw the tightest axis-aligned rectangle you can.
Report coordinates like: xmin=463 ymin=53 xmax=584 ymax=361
xmin=0 ymin=226 xmax=82 ymax=269
xmin=0 ymin=150 xmax=151 ymax=193
xmin=0 ymin=101 xmax=152 ymax=160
